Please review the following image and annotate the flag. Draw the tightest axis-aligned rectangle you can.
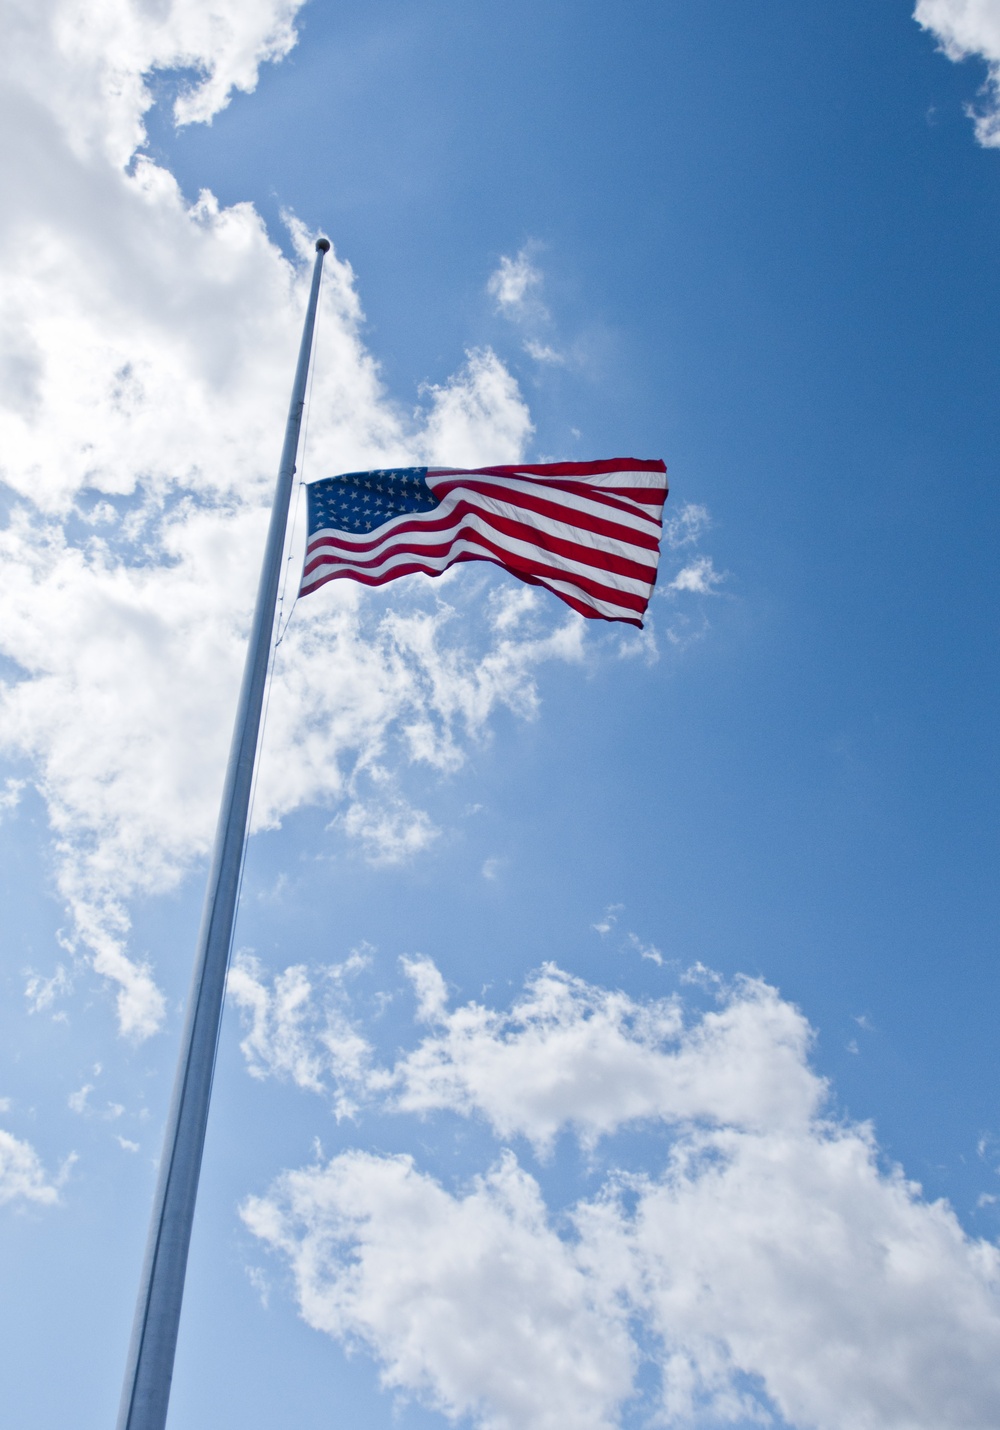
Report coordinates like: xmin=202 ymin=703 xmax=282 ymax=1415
xmin=299 ymin=459 xmax=669 ymax=627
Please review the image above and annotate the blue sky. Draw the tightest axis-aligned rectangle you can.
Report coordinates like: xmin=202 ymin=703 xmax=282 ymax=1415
xmin=2 ymin=2 xmax=1000 ymax=1428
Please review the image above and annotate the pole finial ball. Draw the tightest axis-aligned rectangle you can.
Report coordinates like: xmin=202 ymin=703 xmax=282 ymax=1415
xmin=315 ymin=237 xmax=331 ymax=253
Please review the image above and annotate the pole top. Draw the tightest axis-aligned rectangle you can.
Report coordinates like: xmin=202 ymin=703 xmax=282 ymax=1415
xmin=315 ymin=237 xmax=331 ymax=253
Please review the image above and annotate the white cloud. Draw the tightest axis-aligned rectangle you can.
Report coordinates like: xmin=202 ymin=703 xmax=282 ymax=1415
xmin=400 ymin=954 xmax=451 ymax=1024
xmin=611 ymin=1125 xmax=1000 ymax=1427
xmin=679 ymin=960 xmax=724 ymax=990
xmin=916 ymin=0 xmax=1000 ymax=145
xmin=626 ymin=931 xmax=664 ymax=965
xmin=244 ymin=962 xmax=1000 ymax=1430
xmin=0 ymin=778 xmax=24 ymax=820
xmin=243 ymin=1149 xmax=636 ymax=1430
xmin=668 ymin=555 xmax=724 ymax=596
xmin=594 ymin=908 xmax=664 ymax=959
xmin=662 ymin=502 xmax=711 ymax=550
xmin=391 ymin=966 xmax=820 ymax=1154
xmin=235 ymin=955 xmax=820 ymax=1155
xmin=487 ymin=584 xmax=539 ymax=632
xmin=0 ymin=0 xmax=576 ymax=1039
xmin=2 ymin=0 xmax=306 ymax=167
xmin=646 ymin=507 xmax=725 ymax=650
xmin=24 ymin=963 xmax=72 ymax=1016
xmin=486 ymin=247 xmax=570 ymax=367
xmin=340 ymin=798 xmax=440 ymax=865
xmin=67 ymin=1083 xmax=93 ymax=1114
xmin=0 ymin=1128 xmax=65 ymax=1207
xmin=418 ymin=347 xmax=533 ymax=467
xmin=229 ymin=957 xmax=330 ymax=1094
xmin=67 ymin=1063 xmax=124 ymax=1119
xmin=227 ymin=953 xmax=376 ymax=1118
xmin=592 ymin=903 xmax=623 ymax=936
xmin=487 ymin=248 xmax=547 ymax=321
xmin=0 ymin=0 xmax=717 ymax=1040
xmin=522 ymin=339 xmax=565 ymax=366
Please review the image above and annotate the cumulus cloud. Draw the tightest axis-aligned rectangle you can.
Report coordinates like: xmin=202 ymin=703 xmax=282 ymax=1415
xmin=608 ymin=1122 xmax=1000 ymax=1427
xmin=0 ymin=0 xmax=569 ymax=1039
xmin=244 ymin=1148 xmax=635 ymax=1430
xmin=391 ymin=964 xmax=820 ymax=1153
xmin=243 ymin=959 xmax=1000 ymax=1429
xmin=916 ymin=0 xmax=1000 ymax=145
xmin=231 ymin=957 xmax=821 ymax=1152
xmin=0 ymin=0 xmax=718 ymax=1039
xmin=418 ymin=347 xmax=533 ymax=466
xmin=2 ymin=0 xmax=305 ymax=167
xmin=0 ymin=1127 xmax=67 ymax=1207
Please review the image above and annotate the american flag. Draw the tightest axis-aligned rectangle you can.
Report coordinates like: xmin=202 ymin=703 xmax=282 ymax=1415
xmin=299 ymin=459 xmax=669 ymax=627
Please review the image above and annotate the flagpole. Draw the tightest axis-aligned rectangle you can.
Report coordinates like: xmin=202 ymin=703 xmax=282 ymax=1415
xmin=115 ymin=237 xmax=330 ymax=1430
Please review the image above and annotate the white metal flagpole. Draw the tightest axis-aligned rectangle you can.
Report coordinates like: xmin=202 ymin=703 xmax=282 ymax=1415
xmin=115 ymin=237 xmax=331 ymax=1430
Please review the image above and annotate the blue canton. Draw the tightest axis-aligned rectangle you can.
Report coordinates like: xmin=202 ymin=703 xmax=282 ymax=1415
xmin=307 ymin=468 xmax=438 ymax=536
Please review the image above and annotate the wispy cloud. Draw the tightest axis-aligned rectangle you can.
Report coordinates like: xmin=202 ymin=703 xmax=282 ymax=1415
xmin=0 ymin=779 xmax=24 ymax=822
xmin=487 ymin=247 xmax=548 ymax=322
xmin=668 ymin=554 xmax=725 ymax=595
xmin=227 ymin=952 xmax=377 ymax=1119
xmin=591 ymin=903 xmax=623 ymax=936
xmin=0 ymin=1129 xmax=70 ymax=1208
xmin=486 ymin=244 xmax=575 ymax=368
xmin=24 ymin=964 xmax=73 ymax=1017
xmin=522 ymin=339 xmax=566 ymax=366
xmin=626 ymin=931 xmax=664 ymax=965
